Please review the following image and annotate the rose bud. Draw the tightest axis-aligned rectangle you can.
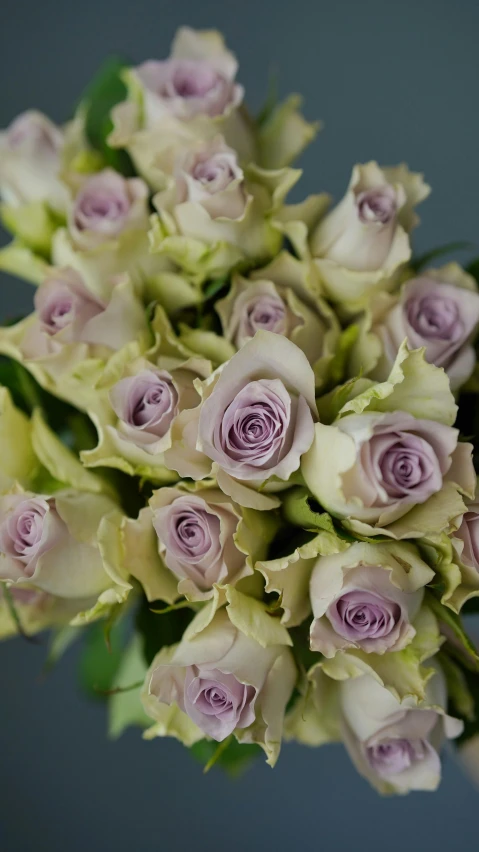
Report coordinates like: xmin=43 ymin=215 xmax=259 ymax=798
xmin=371 ymin=266 xmax=479 ymax=390
xmin=0 ymin=110 xmax=66 ymax=211
xmin=142 ymin=609 xmax=296 ymax=765
xmin=0 ymin=490 xmax=115 ymax=599
xmin=309 ymin=541 xmax=433 ymax=656
xmin=69 ymin=168 xmax=149 ymax=250
xmin=149 ymin=486 xmax=249 ymax=599
xmin=339 ymin=668 xmax=463 ymax=793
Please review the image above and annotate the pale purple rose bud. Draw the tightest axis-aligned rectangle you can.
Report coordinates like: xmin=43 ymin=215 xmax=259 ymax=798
xmin=173 ymin=139 xmax=246 ymax=220
xmin=366 ymin=738 xmax=431 ymax=779
xmin=454 ymin=498 xmax=479 ymax=573
xmin=184 ymin=666 xmax=256 ymax=740
xmin=34 ymin=269 xmax=105 ymax=342
xmin=6 ymin=111 xmax=62 ymax=156
xmin=327 ymin=589 xmax=401 ymax=642
xmin=0 ymin=496 xmax=65 ymax=579
xmin=69 ymin=169 xmax=148 ymax=249
xmin=109 ymin=369 xmax=179 ymax=449
xmin=136 ymin=59 xmax=240 ymax=119
xmin=232 ymin=293 xmax=288 ymax=347
xmin=376 ymin=276 xmax=479 ymax=390
xmin=356 ymin=186 xmax=397 ymax=225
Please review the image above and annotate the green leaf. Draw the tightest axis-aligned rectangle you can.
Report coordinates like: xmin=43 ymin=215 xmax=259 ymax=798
xmin=427 ymin=593 xmax=479 ymax=668
xmin=410 ymin=241 xmax=474 ymax=273
xmin=256 ymin=65 xmax=280 ymax=128
xmin=78 ymin=619 xmax=127 ymax=700
xmin=82 ymin=56 xmax=135 ymax=175
xmin=43 ymin=625 xmax=82 ymax=675
xmin=203 ymin=275 xmax=228 ymax=302
xmin=281 ymin=486 xmax=336 ymax=532
xmin=439 ymin=651 xmax=475 ymax=721
xmin=190 ymin=737 xmax=262 ymax=777
xmin=135 ymin=594 xmax=194 ymax=666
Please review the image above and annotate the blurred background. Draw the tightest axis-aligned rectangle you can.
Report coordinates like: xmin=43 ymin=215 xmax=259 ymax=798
xmin=1 ymin=0 xmax=479 ymax=849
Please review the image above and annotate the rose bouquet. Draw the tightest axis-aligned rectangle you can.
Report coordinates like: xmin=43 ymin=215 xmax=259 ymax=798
xmin=1 ymin=26 xmax=479 ymax=795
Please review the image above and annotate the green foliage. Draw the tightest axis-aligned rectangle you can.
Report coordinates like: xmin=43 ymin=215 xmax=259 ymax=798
xmin=190 ymin=737 xmax=262 ymax=777
xmin=282 ymin=486 xmax=336 ymax=532
xmin=78 ymin=619 xmax=128 ymax=700
xmin=81 ymin=57 xmax=135 ymax=175
xmin=410 ymin=241 xmax=474 ymax=273
xmin=135 ymin=594 xmax=194 ymax=666
xmin=427 ymin=593 xmax=479 ymax=666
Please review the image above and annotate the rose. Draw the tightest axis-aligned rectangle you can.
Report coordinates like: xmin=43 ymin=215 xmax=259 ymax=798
xmin=142 ymin=609 xmax=296 ymax=764
xmin=132 ymin=27 xmax=243 ymax=126
xmin=0 ymin=110 xmax=66 ymax=211
xmin=373 ymin=268 xmax=479 ymax=390
xmin=195 ymin=331 xmax=317 ymax=487
xmin=339 ymin=668 xmax=463 ymax=793
xmin=68 ymin=169 xmax=149 ymax=250
xmin=302 ymin=411 xmax=475 ymax=536
xmin=34 ymin=267 xmax=105 ymax=343
xmin=109 ymin=369 xmax=179 ymax=451
xmin=0 ymin=489 xmax=115 ymax=599
xmin=453 ymin=493 xmax=479 ymax=573
xmin=309 ymin=162 xmax=430 ymax=312
xmin=309 ymin=542 xmax=432 ymax=656
xmin=164 ymin=136 xmax=246 ymax=220
xmin=149 ymin=486 xmax=246 ymax=598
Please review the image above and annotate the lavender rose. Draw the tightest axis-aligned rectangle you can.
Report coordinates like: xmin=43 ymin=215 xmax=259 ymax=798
xmin=0 ymin=495 xmax=65 ymax=578
xmin=149 ymin=487 xmax=246 ymax=597
xmin=34 ymin=268 xmax=105 ymax=342
xmin=142 ymin=609 xmax=296 ymax=763
xmin=302 ymin=411 xmax=475 ymax=535
xmin=0 ymin=489 xmax=115 ymax=599
xmin=339 ymin=668 xmax=463 ymax=793
xmin=196 ymin=331 xmax=317 ymax=486
xmin=0 ymin=110 xmax=66 ymax=210
xmin=453 ymin=493 xmax=479 ymax=573
xmin=170 ymin=137 xmax=246 ymax=220
xmin=373 ymin=270 xmax=479 ymax=390
xmin=109 ymin=369 xmax=179 ymax=451
xmin=308 ymin=542 xmax=431 ymax=656
xmin=69 ymin=169 xmax=149 ymax=250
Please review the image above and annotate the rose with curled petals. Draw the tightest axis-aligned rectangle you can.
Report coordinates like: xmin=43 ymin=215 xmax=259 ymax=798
xmin=69 ymin=169 xmax=149 ymax=250
xmin=0 ymin=496 xmax=64 ymax=577
xmin=308 ymin=542 xmax=430 ymax=656
xmin=149 ymin=487 xmax=246 ymax=598
xmin=109 ymin=370 xmax=179 ymax=450
xmin=371 ymin=269 xmax=479 ymax=390
xmin=34 ymin=269 xmax=105 ymax=343
xmin=0 ymin=110 xmax=66 ymax=210
xmin=339 ymin=669 xmax=463 ymax=794
xmin=183 ymin=667 xmax=256 ymax=740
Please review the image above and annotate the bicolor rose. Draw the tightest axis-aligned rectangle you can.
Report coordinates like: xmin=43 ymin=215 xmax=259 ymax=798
xmin=0 ymin=489 xmax=115 ymax=599
xmin=302 ymin=411 xmax=475 ymax=537
xmin=149 ymin=486 xmax=248 ymax=599
xmin=0 ymin=110 xmax=66 ymax=211
xmin=339 ymin=668 xmax=463 ymax=793
xmin=309 ymin=541 xmax=433 ymax=656
xmin=310 ymin=162 xmax=430 ymax=313
xmin=142 ymin=609 xmax=296 ymax=764
xmin=68 ymin=169 xmax=149 ymax=251
xmin=369 ymin=265 xmax=479 ymax=390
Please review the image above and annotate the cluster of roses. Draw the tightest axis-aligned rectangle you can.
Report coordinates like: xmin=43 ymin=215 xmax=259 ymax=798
xmin=1 ymin=27 xmax=479 ymax=795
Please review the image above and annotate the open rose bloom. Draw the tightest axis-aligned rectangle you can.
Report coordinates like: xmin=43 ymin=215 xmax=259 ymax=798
xmin=1 ymin=24 xmax=479 ymax=792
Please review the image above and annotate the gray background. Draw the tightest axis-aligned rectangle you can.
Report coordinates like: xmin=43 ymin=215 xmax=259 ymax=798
xmin=1 ymin=1 xmax=479 ymax=850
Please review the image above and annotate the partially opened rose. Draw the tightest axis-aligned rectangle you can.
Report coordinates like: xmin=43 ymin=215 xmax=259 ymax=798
xmin=339 ymin=668 xmax=463 ymax=793
xmin=452 ymin=489 xmax=479 ymax=574
xmin=82 ymin=354 xmax=211 ymax=478
xmin=142 ymin=609 xmax=296 ymax=764
xmin=148 ymin=486 xmax=249 ymax=599
xmin=215 ymin=252 xmax=338 ymax=377
xmin=302 ymin=411 xmax=475 ymax=537
xmin=310 ymin=162 xmax=430 ymax=313
xmin=0 ymin=110 xmax=66 ymax=211
xmin=0 ymin=269 xmax=149 ymax=410
xmin=363 ymin=264 xmax=479 ymax=389
xmin=164 ymin=332 xmax=317 ymax=507
xmin=309 ymin=541 xmax=433 ymax=656
xmin=68 ymin=169 xmax=149 ymax=251
xmin=0 ymin=489 xmax=116 ymax=599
